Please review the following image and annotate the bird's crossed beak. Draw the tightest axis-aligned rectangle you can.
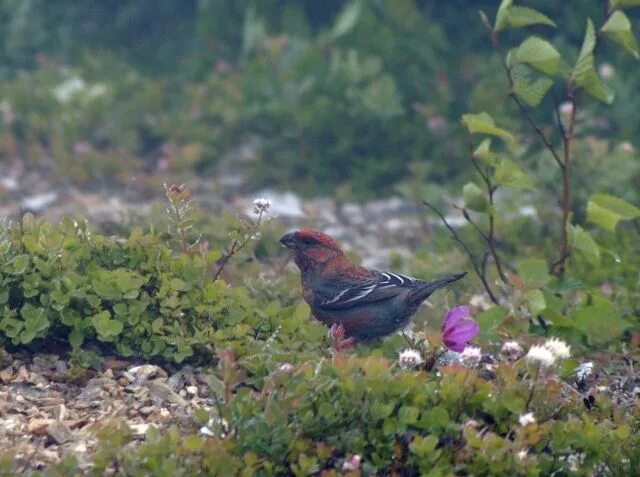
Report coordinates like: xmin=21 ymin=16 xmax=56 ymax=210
xmin=279 ymin=232 xmax=297 ymax=249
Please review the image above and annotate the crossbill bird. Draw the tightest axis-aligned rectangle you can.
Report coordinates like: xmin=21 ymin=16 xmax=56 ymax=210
xmin=280 ymin=229 xmax=466 ymax=348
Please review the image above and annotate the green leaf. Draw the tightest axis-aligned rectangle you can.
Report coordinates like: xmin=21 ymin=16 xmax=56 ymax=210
xmin=572 ymin=296 xmax=630 ymax=345
xmin=92 ymin=279 xmax=121 ymax=300
xmin=494 ymin=159 xmax=534 ymax=189
xmin=511 ymin=66 xmax=555 ymax=107
xmin=91 ymin=311 xmax=124 ymax=340
xmin=476 ymin=306 xmax=509 ymax=340
xmin=461 ymin=112 xmax=515 ymax=143
xmin=516 ymin=37 xmax=562 ymax=75
xmin=571 ymin=20 xmax=615 ymax=103
xmin=69 ymin=329 xmax=84 ymax=348
xmin=601 ymin=11 xmax=639 ymax=58
xmin=331 ymin=0 xmax=361 ymax=39
xmin=410 ymin=435 xmax=439 ymax=457
xmin=463 ymin=183 xmax=489 ymax=212
xmin=517 ymin=258 xmax=552 ymax=286
xmin=587 ymin=194 xmax=640 ymax=231
xmin=495 ymin=1 xmax=556 ymax=32
xmin=525 ymin=289 xmax=546 ymax=314
xmin=610 ymin=0 xmax=640 ymax=8
xmin=567 ymin=224 xmax=600 ymax=265
xmin=473 ymin=139 xmax=498 ymax=166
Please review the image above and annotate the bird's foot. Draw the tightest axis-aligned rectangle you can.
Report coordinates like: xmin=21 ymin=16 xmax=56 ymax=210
xmin=328 ymin=324 xmax=357 ymax=351
xmin=335 ymin=337 xmax=358 ymax=350
xmin=330 ymin=323 xmax=346 ymax=341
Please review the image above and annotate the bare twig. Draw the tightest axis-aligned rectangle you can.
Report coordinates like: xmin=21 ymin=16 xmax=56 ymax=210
xmin=467 ymin=136 xmax=507 ymax=282
xmin=423 ymin=200 xmax=499 ymax=304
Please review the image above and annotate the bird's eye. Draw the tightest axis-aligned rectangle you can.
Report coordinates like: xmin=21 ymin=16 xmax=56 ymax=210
xmin=301 ymin=237 xmax=315 ymax=245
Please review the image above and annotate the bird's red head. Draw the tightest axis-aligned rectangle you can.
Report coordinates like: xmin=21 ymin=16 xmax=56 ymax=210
xmin=280 ymin=229 xmax=345 ymax=273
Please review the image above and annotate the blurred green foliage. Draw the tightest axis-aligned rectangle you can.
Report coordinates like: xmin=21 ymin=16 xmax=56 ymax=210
xmin=1 ymin=0 xmax=639 ymax=197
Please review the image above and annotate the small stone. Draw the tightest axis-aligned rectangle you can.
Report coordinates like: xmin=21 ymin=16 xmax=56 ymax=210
xmin=128 ymin=364 xmax=167 ymax=384
xmin=15 ymin=365 xmax=29 ymax=383
xmin=29 ymin=418 xmax=55 ymax=436
xmin=46 ymin=421 xmax=74 ymax=444
xmin=102 ymin=368 xmax=114 ymax=379
xmin=0 ymin=366 xmax=13 ymax=383
xmin=139 ymin=406 xmax=155 ymax=416
xmin=129 ymin=423 xmax=155 ymax=439
xmin=185 ymin=385 xmax=198 ymax=396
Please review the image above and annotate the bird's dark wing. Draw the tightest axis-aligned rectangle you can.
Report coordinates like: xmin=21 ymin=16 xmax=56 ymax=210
xmin=315 ymin=272 xmax=418 ymax=310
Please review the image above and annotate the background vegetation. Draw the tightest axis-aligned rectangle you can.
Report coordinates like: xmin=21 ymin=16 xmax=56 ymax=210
xmin=1 ymin=0 xmax=640 ymax=475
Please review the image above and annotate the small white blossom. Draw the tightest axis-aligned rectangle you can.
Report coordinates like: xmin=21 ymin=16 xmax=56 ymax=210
xmin=526 ymin=345 xmax=555 ymax=368
xmin=398 ymin=349 xmax=423 ymax=369
xmin=574 ymin=362 xmax=593 ymax=381
xmin=461 ymin=346 xmax=482 ymax=366
xmin=598 ymin=62 xmax=615 ymax=79
xmin=519 ymin=412 xmax=536 ymax=426
xmin=253 ymin=197 xmax=271 ymax=214
xmin=342 ymin=455 xmax=361 ymax=471
xmin=559 ymin=101 xmax=574 ymax=115
xmin=517 ymin=449 xmax=528 ymax=461
xmin=53 ymin=76 xmax=87 ymax=104
xmin=543 ymin=337 xmax=571 ymax=360
xmin=199 ymin=426 xmax=215 ymax=437
xmin=277 ymin=363 xmax=294 ymax=373
xmin=501 ymin=341 xmax=523 ymax=357
xmin=619 ymin=141 xmax=635 ymax=152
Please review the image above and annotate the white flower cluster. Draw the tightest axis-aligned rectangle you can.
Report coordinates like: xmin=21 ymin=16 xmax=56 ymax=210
xmin=398 ymin=349 xmax=423 ymax=369
xmin=461 ymin=346 xmax=482 ymax=366
xmin=518 ymin=412 xmax=536 ymax=426
xmin=574 ymin=362 xmax=593 ymax=381
xmin=526 ymin=337 xmax=571 ymax=368
xmin=253 ymin=197 xmax=271 ymax=215
xmin=501 ymin=340 xmax=523 ymax=357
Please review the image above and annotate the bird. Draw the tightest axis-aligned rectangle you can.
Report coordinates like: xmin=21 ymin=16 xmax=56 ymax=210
xmin=280 ymin=229 xmax=466 ymax=348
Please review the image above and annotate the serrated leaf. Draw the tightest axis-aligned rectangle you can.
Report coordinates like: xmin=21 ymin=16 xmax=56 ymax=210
xmin=463 ymin=182 xmax=489 ymax=212
xmin=571 ymin=20 xmax=615 ymax=103
xmin=516 ymin=37 xmax=561 ymax=75
xmin=601 ymin=11 xmax=639 ymax=58
xmin=331 ymin=0 xmax=361 ymax=39
xmin=461 ymin=112 xmax=515 ymax=143
xmin=495 ymin=159 xmax=534 ymax=189
xmin=587 ymin=193 xmax=640 ymax=231
xmin=496 ymin=5 xmax=556 ymax=32
xmin=513 ymin=74 xmax=555 ymax=106
xmin=567 ymin=224 xmax=600 ymax=265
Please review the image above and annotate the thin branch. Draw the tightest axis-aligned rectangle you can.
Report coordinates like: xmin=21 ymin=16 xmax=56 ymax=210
xmin=423 ymin=200 xmax=499 ymax=304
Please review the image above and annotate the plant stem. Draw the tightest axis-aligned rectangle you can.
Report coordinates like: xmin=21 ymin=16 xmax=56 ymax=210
xmin=423 ymin=200 xmax=499 ymax=304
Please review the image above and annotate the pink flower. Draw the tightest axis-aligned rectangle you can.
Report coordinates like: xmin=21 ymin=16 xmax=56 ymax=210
xmin=441 ymin=306 xmax=479 ymax=352
xmin=342 ymin=454 xmax=361 ymax=471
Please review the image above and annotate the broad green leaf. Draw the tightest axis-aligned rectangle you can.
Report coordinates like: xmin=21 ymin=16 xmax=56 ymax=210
xmin=92 ymin=279 xmax=120 ymax=300
xmin=476 ymin=306 xmax=509 ymax=341
xmin=601 ymin=11 xmax=639 ymax=58
xmin=473 ymin=139 xmax=498 ymax=166
xmin=495 ymin=159 xmax=534 ymax=189
xmin=587 ymin=193 xmax=640 ymax=231
xmin=463 ymin=182 xmax=489 ymax=212
xmin=495 ymin=1 xmax=556 ymax=32
xmin=513 ymin=75 xmax=554 ymax=107
xmin=517 ymin=258 xmax=552 ymax=285
xmin=571 ymin=20 xmax=615 ymax=103
xmin=69 ymin=329 xmax=84 ymax=348
xmin=611 ymin=0 xmax=640 ymax=8
xmin=516 ymin=37 xmax=562 ymax=75
xmin=461 ymin=112 xmax=515 ymax=143
xmin=572 ymin=296 xmax=630 ymax=345
xmin=567 ymin=224 xmax=600 ymax=265
xmin=525 ymin=289 xmax=546 ymax=314
xmin=331 ymin=0 xmax=361 ymax=39
xmin=92 ymin=310 xmax=124 ymax=340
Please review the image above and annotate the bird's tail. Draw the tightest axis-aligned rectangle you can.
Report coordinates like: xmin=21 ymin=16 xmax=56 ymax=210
xmin=410 ymin=272 xmax=467 ymax=304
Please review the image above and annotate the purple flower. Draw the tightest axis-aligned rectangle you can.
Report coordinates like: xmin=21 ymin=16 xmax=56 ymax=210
xmin=441 ymin=305 xmax=479 ymax=352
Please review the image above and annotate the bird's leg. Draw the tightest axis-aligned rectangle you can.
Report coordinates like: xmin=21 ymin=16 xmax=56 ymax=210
xmin=329 ymin=323 xmax=358 ymax=350
xmin=330 ymin=323 xmax=346 ymax=340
